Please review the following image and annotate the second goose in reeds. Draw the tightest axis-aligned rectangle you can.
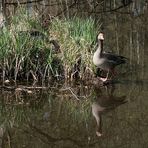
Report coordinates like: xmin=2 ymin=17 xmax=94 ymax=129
xmin=93 ymin=32 xmax=127 ymax=82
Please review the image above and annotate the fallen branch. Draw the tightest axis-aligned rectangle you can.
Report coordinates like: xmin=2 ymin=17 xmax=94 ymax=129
xmin=5 ymin=0 xmax=43 ymax=5
xmin=60 ymin=87 xmax=80 ymax=100
xmin=0 ymin=85 xmax=48 ymax=91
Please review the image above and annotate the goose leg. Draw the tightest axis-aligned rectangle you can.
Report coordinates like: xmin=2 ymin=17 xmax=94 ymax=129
xmin=99 ymin=70 xmax=109 ymax=82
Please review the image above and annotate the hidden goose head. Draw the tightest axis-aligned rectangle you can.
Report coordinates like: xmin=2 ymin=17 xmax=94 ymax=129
xmin=97 ymin=32 xmax=104 ymax=41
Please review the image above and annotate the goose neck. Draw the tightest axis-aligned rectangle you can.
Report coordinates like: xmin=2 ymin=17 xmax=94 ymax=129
xmin=96 ymin=40 xmax=103 ymax=54
xmin=99 ymin=40 xmax=103 ymax=52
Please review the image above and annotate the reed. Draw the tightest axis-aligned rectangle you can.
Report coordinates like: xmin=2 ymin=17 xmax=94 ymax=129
xmin=0 ymin=9 xmax=101 ymax=84
xmin=49 ymin=17 xmax=101 ymax=80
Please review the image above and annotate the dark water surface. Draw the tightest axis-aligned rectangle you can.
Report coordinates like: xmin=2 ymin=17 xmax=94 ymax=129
xmin=0 ymin=68 xmax=148 ymax=148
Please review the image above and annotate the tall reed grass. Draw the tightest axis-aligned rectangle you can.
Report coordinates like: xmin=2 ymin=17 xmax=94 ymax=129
xmin=49 ymin=17 xmax=100 ymax=80
xmin=0 ymin=9 xmax=101 ymax=84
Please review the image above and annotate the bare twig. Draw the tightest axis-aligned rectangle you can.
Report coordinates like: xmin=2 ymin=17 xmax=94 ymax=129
xmin=56 ymin=0 xmax=78 ymax=16
xmin=60 ymin=87 xmax=80 ymax=100
xmin=0 ymin=85 xmax=48 ymax=90
xmin=5 ymin=0 xmax=43 ymax=5
xmin=89 ymin=1 xmax=132 ymax=14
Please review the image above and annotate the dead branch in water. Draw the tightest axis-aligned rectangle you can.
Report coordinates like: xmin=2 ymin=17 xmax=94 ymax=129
xmin=0 ymin=85 xmax=48 ymax=91
xmin=60 ymin=87 xmax=80 ymax=100
xmin=5 ymin=0 xmax=43 ymax=5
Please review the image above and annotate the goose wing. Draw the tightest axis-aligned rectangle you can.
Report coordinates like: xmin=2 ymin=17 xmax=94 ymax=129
xmin=102 ymin=52 xmax=127 ymax=65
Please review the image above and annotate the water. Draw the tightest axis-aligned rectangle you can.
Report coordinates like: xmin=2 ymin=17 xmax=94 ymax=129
xmin=0 ymin=73 xmax=148 ymax=148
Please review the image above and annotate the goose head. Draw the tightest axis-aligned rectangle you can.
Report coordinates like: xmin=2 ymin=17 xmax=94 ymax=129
xmin=97 ymin=32 xmax=104 ymax=41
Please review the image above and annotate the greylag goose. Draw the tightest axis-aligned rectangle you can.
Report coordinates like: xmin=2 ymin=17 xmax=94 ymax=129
xmin=93 ymin=32 xmax=127 ymax=82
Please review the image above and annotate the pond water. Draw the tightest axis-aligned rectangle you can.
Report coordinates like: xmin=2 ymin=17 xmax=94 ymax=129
xmin=0 ymin=5 xmax=148 ymax=148
xmin=0 ymin=63 xmax=148 ymax=148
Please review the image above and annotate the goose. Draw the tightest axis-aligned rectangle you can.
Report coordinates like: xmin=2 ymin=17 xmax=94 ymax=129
xmin=93 ymin=32 xmax=127 ymax=82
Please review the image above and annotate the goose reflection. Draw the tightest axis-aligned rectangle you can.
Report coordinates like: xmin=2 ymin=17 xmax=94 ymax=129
xmin=92 ymin=85 xmax=127 ymax=137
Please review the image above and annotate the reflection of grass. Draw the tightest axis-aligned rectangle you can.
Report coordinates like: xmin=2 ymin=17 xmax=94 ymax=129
xmin=0 ymin=87 xmax=92 ymax=129
xmin=50 ymin=87 xmax=93 ymax=124
xmin=0 ymin=8 xmax=101 ymax=83
xmin=0 ymin=90 xmax=48 ymax=128
xmin=65 ymin=99 xmax=92 ymax=123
